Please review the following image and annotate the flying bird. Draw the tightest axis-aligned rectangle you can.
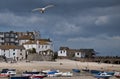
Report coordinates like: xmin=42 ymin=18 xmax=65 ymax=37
xmin=32 ymin=5 xmax=54 ymax=13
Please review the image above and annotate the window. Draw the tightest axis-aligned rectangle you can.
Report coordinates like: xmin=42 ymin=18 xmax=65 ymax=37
xmin=5 ymin=33 xmax=9 ymax=37
xmin=38 ymin=45 xmax=40 ymax=48
xmin=13 ymin=53 xmax=15 ymax=55
xmin=20 ymin=49 xmax=22 ymax=52
xmin=42 ymin=45 xmax=44 ymax=48
xmin=20 ymin=53 xmax=22 ymax=55
xmin=77 ymin=53 xmax=79 ymax=55
xmin=5 ymin=38 xmax=9 ymax=42
xmin=10 ymin=34 xmax=15 ymax=37
xmin=10 ymin=38 xmax=15 ymax=41
xmin=45 ymin=45 xmax=47 ymax=48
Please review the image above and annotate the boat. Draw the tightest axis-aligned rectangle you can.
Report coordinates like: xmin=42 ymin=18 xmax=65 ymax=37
xmin=0 ymin=69 xmax=16 ymax=77
xmin=94 ymin=72 xmax=112 ymax=79
xmin=10 ymin=76 xmax=29 ymax=79
xmin=72 ymin=69 xmax=80 ymax=73
xmin=90 ymin=70 xmax=101 ymax=75
xmin=62 ymin=72 xmax=73 ymax=77
xmin=53 ymin=72 xmax=63 ymax=77
xmin=46 ymin=70 xmax=59 ymax=77
xmin=82 ymin=69 xmax=90 ymax=72
xmin=106 ymin=71 xmax=114 ymax=76
xmin=114 ymin=72 xmax=120 ymax=78
xmin=30 ymin=73 xmax=47 ymax=79
xmin=22 ymin=71 xmax=40 ymax=77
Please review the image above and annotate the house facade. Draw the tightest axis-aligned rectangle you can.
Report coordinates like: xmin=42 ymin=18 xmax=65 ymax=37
xmin=58 ymin=47 xmax=95 ymax=59
xmin=0 ymin=45 xmax=26 ymax=60
xmin=23 ymin=39 xmax=53 ymax=54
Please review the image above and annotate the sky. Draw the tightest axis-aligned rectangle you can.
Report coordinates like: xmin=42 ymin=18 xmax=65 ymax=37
xmin=0 ymin=0 xmax=120 ymax=56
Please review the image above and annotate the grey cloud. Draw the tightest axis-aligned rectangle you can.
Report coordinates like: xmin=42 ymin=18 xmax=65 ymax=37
xmin=0 ymin=0 xmax=120 ymax=56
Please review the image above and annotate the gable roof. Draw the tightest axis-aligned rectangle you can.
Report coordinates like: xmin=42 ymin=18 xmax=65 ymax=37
xmin=18 ymin=35 xmax=33 ymax=40
xmin=59 ymin=47 xmax=95 ymax=54
xmin=23 ymin=39 xmax=51 ymax=45
xmin=0 ymin=45 xmax=25 ymax=50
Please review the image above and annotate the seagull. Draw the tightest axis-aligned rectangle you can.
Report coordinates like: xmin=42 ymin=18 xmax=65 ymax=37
xmin=32 ymin=5 xmax=54 ymax=13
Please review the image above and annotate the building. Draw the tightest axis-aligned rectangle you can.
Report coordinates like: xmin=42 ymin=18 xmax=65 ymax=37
xmin=23 ymin=39 xmax=53 ymax=54
xmin=0 ymin=45 xmax=26 ymax=60
xmin=0 ymin=31 xmax=18 ymax=45
xmin=0 ymin=31 xmax=35 ymax=46
xmin=0 ymin=31 xmax=54 ymax=61
xmin=58 ymin=47 xmax=95 ymax=59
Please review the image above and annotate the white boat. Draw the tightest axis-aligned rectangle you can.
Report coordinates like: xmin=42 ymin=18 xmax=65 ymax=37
xmin=53 ymin=72 xmax=62 ymax=77
xmin=94 ymin=72 xmax=112 ymax=79
xmin=62 ymin=72 xmax=73 ymax=77
xmin=0 ymin=69 xmax=16 ymax=77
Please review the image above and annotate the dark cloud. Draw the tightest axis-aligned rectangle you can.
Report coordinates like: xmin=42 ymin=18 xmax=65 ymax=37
xmin=0 ymin=0 xmax=120 ymax=56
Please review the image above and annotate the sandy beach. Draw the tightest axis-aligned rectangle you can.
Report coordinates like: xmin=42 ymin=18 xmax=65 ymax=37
xmin=0 ymin=59 xmax=120 ymax=79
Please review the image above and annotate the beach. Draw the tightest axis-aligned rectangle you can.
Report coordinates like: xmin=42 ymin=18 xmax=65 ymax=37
xmin=0 ymin=59 xmax=120 ymax=79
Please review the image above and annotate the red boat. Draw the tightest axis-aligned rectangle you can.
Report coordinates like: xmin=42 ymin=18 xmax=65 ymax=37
xmin=114 ymin=72 xmax=120 ymax=78
xmin=0 ymin=73 xmax=9 ymax=77
xmin=30 ymin=74 xmax=47 ymax=79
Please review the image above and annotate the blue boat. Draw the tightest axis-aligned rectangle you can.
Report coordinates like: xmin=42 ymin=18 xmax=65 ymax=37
xmin=90 ymin=70 xmax=101 ymax=75
xmin=72 ymin=69 xmax=80 ymax=73
xmin=9 ymin=76 xmax=29 ymax=79
xmin=106 ymin=71 xmax=114 ymax=76
xmin=47 ymin=70 xmax=58 ymax=74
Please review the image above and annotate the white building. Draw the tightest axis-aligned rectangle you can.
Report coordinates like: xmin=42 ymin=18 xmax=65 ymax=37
xmin=23 ymin=39 xmax=53 ymax=54
xmin=58 ymin=47 xmax=95 ymax=59
xmin=0 ymin=45 xmax=26 ymax=60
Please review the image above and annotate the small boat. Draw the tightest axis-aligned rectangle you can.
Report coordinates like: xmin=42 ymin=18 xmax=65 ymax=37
xmin=30 ymin=74 xmax=47 ymax=79
xmin=72 ymin=69 xmax=80 ymax=73
xmin=53 ymin=72 xmax=63 ymax=77
xmin=94 ymin=72 xmax=112 ymax=79
xmin=90 ymin=70 xmax=101 ymax=75
xmin=22 ymin=71 xmax=40 ymax=77
xmin=106 ymin=71 xmax=114 ymax=76
xmin=46 ymin=70 xmax=60 ymax=77
xmin=0 ymin=69 xmax=16 ymax=77
xmin=82 ymin=69 xmax=90 ymax=72
xmin=10 ymin=76 xmax=29 ymax=79
xmin=114 ymin=72 xmax=120 ymax=78
xmin=62 ymin=72 xmax=73 ymax=77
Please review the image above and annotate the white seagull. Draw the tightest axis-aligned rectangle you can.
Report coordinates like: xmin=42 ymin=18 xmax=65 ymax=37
xmin=32 ymin=5 xmax=54 ymax=13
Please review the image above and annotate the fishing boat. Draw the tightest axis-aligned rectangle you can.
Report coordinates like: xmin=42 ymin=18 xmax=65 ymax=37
xmin=72 ymin=69 xmax=80 ymax=73
xmin=30 ymin=73 xmax=47 ymax=79
xmin=0 ymin=69 xmax=16 ymax=77
xmin=94 ymin=72 xmax=112 ymax=79
xmin=114 ymin=72 xmax=120 ymax=78
xmin=46 ymin=70 xmax=59 ymax=77
xmin=62 ymin=72 xmax=73 ymax=77
xmin=22 ymin=71 xmax=40 ymax=77
xmin=10 ymin=76 xmax=29 ymax=79
xmin=90 ymin=70 xmax=101 ymax=75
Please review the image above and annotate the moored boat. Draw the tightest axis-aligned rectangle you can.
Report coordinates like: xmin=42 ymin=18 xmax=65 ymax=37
xmin=72 ymin=69 xmax=80 ymax=73
xmin=22 ymin=71 xmax=40 ymax=77
xmin=114 ymin=72 xmax=120 ymax=78
xmin=62 ymin=72 xmax=73 ymax=77
xmin=94 ymin=72 xmax=112 ymax=79
xmin=0 ymin=69 xmax=16 ymax=77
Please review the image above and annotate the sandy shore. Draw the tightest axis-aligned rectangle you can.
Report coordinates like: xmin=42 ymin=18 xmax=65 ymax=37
xmin=0 ymin=59 xmax=120 ymax=79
